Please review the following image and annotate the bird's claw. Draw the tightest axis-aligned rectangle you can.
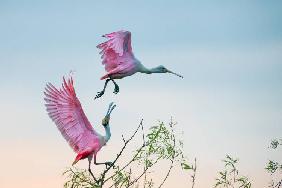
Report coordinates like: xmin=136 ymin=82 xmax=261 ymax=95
xmin=94 ymin=91 xmax=104 ymax=100
xmin=105 ymin=162 xmax=113 ymax=168
xmin=113 ymin=86 xmax=119 ymax=94
xmin=96 ymin=179 xmax=101 ymax=184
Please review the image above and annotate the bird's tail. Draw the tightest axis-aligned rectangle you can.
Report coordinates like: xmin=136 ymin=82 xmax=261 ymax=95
xmin=100 ymin=74 xmax=109 ymax=80
xmin=72 ymin=150 xmax=92 ymax=165
xmin=72 ymin=153 xmax=83 ymax=166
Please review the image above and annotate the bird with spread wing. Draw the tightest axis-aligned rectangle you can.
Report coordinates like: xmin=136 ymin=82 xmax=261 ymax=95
xmin=44 ymin=76 xmax=116 ymax=177
xmin=95 ymin=30 xmax=183 ymax=99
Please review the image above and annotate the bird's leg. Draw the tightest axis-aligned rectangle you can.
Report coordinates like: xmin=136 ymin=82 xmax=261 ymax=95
xmin=95 ymin=79 xmax=110 ymax=99
xmin=87 ymin=156 xmax=98 ymax=183
xmin=110 ymin=78 xmax=119 ymax=94
xmin=94 ymin=155 xmax=113 ymax=168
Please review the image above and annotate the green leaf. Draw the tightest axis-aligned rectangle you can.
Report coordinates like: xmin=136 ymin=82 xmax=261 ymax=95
xmin=181 ymin=162 xmax=192 ymax=170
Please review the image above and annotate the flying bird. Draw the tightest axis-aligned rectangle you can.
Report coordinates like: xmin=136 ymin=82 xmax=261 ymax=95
xmin=95 ymin=30 xmax=183 ymax=99
xmin=44 ymin=76 xmax=116 ymax=177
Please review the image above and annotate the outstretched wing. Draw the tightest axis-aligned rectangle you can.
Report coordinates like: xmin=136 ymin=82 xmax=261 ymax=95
xmin=97 ymin=30 xmax=134 ymax=72
xmin=44 ymin=77 xmax=98 ymax=153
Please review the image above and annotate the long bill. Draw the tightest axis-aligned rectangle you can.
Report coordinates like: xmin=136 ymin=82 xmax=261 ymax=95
xmin=106 ymin=102 xmax=116 ymax=116
xmin=167 ymin=70 xmax=183 ymax=78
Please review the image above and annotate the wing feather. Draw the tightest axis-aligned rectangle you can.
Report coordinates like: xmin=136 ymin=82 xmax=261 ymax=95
xmin=44 ymin=77 xmax=99 ymax=153
xmin=97 ymin=30 xmax=134 ymax=72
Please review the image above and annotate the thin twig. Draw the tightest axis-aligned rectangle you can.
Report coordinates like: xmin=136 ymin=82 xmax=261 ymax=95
xmin=275 ymin=179 xmax=282 ymax=188
xmin=106 ymin=122 xmax=164 ymax=184
xmin=191 ymin=158 xmax=197 ymax=188
xmin=143 ymin=166 xmax=147 ymax=188
xmin=158 ymin=119 xmax=176 ymax=188
xmin=141 ymin=122 xmax=147 ymax=188
xmin=126 ymin=156 xmax=163 ymax=187
xmin=141 ymin=122 xmax=145 ymax=146
xmin=158 ymin=160 xmax=174 ymax=188
xmin=68 ymin=168 xmax=95 ymax=187
xmin=105 ymin=121 xmax=161 ymax=184
xmin=99 ymin=119 xmax=143 ymax=186
xmin=126 ymin=168 xmax=133 ymax=188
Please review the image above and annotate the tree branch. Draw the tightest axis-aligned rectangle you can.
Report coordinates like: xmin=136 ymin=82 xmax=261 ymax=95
xmin=99 ymin=119 xmax=144 ymax=186
xmin=191 ymin=158 xmax=197 ymax=188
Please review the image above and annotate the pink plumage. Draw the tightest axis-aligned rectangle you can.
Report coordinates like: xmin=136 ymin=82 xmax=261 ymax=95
xmin=44 ymin=77 xmax=109 ymax=166
xmin=94 ymin=30 xmax=183 ymax=99
xmin=97 ymin=30 xmax=137 ymax=80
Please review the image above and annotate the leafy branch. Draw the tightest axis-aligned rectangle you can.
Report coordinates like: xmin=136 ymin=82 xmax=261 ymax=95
xmin=63 ymin=119 xmax=192 ymax=188
xmin=214 ymin=155 xmax=251 ymax=188
xmin=266 ymin=139 xmax=282 ymax=188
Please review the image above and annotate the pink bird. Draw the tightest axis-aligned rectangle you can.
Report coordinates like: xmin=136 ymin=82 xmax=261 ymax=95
xmin=95 ymin=30 xmax=183 ymax=99
xmin=44 ymin=76 xmax=116 ymax=176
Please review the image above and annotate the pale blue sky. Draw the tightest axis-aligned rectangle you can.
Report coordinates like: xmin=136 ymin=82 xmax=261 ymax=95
xmin=0 ymin=1 xmax=282 ymax=188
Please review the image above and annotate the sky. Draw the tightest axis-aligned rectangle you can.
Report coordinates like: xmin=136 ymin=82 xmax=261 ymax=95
xmin=0 ymin=0 xmax=282 ymax=187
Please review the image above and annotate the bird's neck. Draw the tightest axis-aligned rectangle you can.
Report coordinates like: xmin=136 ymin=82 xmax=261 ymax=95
xmin=139 ymin=65 xmax=160 ymax=74
xmin=149 ymin=67 xmax=163 ymax=73
xmin=104 ymin=125 xmax=111 ymax=142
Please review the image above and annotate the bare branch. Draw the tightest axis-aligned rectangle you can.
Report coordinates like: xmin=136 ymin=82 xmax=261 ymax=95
xmin=191 ymin=158 xmax=197 ymax=188
xmin=158 ymin=161 xmax=174 ymax=188
xmin=127 ymin=156 xmax=162 ymax=187
xmin=100 ymin=119 xmax=144 ymax=185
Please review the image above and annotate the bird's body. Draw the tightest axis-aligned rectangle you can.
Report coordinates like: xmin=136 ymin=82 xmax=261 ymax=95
xmin=101 ymin=57 xmax=142 ymax=80
xmin=95 ymin=30 xmax=183 ymax=99
xmin=44 ymin=77 xmax=115 ymax=174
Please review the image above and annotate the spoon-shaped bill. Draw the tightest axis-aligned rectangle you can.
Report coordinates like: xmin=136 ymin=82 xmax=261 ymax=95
xmin=103 ymin=102 xmax=116 ymax=126
xmin=167 ymin=70 xmax=183 ymax=78
xmin=106 ymin=102 xmax=116 ymax=116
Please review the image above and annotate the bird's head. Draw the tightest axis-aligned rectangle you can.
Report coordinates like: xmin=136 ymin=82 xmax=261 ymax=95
xmin=101 ymin=102 xmax=116 ymax=144
xmin=102 ymin=116 xmax=110 ymax=127
xmin=155 ymin=65 xmax=183 ymax=78
xmin=102 ymin=102 xmax=116 ymax=127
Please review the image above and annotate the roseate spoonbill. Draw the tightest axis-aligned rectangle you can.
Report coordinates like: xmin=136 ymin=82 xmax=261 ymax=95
xmin=95 ymin=30 xmax=183 ymax=99
xmin=44 ymin=76 xmax=116 ymax=176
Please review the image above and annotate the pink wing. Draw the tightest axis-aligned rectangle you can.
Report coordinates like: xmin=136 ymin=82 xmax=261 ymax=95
xmin=44 ymin=77 xmax=99 ymax=153
xmin=97 ymin=30 xmax=134 ymax=72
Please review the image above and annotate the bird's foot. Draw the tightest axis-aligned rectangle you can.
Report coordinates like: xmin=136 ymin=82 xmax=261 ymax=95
xmin=113 ymin=85 xmax=119 ymax=94
xmin=94 ymin=91 xmax=105 ymax=100
xmin=105 ymin=161 xmax=113 ymax=168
